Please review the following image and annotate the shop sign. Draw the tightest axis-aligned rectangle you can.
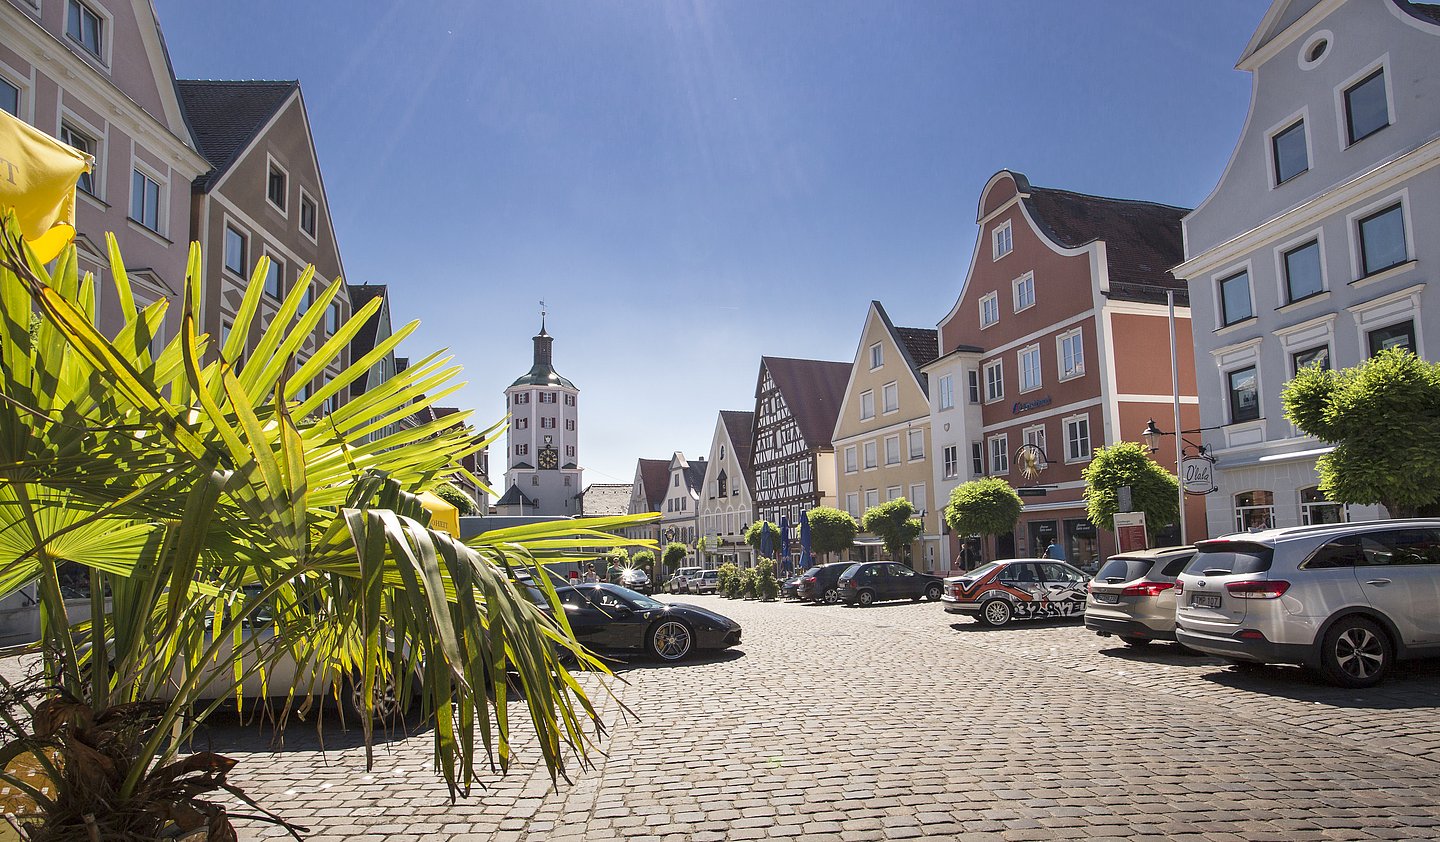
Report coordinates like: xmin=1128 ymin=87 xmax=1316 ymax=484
xmin=1011 ymin=395 xmax=1052 ymax=414
xmin=1182 ymin=457 xmax=1217 ymax=495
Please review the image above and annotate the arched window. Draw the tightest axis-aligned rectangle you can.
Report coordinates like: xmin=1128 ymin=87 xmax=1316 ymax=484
xmin=1300 ymin=487 xmax=1346 ymax=525
xmin=717 ymin=470 xmax=728 ymax=498
xmin=1234 ymin=491 xmax=1275 ymax=531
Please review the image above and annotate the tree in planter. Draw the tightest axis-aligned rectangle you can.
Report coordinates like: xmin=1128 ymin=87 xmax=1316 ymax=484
xmin=944 ymin=478 xmax=1023 ymax=566
xmin=716 ymin=562 xmax=740 ymax=598
xmin=1283 ymin=349 xmax=1440 ymax=518
xmin=630 ymin=549 xmax=656 ymax=578
xmin=806 ymin=506 xmax=857 ymax=562
xmin=738 ymin=566 xmax=759 ymax=599
xmin=431 ymin=480 xmax=477 ymax=515
xmin=661 ymin=542 xmax=689 ymax=577
xmin=1082 ymin=442 xmax=1179 ymax=535
xmin=743 ymin=521 xmax=781 ymax=556
xmin=0 ymin=219 xmax=651 ymax=839
xmin=862 ymin=499 xmax=924 ymax=565
xmin=755 ymin=558 xmax=780 ymax=601
xmin=695 ymin=536 xmax=708 ymax=566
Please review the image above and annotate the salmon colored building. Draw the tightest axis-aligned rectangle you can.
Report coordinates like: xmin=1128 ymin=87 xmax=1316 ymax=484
xmin=930 ymin=170 xmax=1207 ymax=570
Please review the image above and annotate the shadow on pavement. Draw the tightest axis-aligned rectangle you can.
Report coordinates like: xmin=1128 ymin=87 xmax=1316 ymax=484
xmin=605 ymin=647 xmax=746 ymax=675
xmin=190 ymin=702 xmax=437 ymax=755
xmin=1096 ymin=641 xmax=1216 ymax=666
xmin=948 ymin=619 xmax=1084 ymax=633
xmin=1197 ymin=657 xmax=1440 ymax=709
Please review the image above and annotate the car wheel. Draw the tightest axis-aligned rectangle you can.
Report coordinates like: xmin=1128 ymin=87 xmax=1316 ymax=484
xmin=924 ymin=583 xmax=943 ymax=602
xmin=1119 ymin=635 xmax=1152 ymax=648
xmin=345 ymin=672 xmax=404 ymax=725
xmin=822 ymin=588 xmax=840 ymax=605
xmin=647 ymin=619 xmax=694 ymax=662
xmin=1319 ymin=616 xmax=1392 ymax=688
xmin=978 ymin=599 xmax=1012 ymax=627
xmin=856 ymin=589 xmax=876 ymax=607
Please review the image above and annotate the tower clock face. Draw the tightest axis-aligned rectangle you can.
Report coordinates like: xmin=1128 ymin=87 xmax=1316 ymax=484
xmin=538 ymin=446 xmax=559 ymax=470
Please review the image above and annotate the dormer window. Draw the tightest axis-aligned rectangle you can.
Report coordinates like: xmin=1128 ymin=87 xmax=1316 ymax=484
xmin=991 ymin=221 xmax=1013 ymax=260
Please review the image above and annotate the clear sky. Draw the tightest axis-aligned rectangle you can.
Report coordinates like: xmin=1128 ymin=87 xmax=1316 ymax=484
xmin=154 ymin=0 xmax=1267 ymax=488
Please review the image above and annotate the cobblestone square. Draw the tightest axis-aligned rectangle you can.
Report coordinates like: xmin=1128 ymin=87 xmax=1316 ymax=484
xmin=211 ymin=595 xmax=1440 ymax=840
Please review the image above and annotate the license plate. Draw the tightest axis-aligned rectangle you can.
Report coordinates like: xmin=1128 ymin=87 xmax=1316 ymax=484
xmin=1092 ymin=593 xmax=1120 ymax=604
xmin=1192 ymin=593 xmax=1221 ymax=609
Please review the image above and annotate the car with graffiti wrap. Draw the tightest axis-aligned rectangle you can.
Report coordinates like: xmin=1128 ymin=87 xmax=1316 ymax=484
xmin=942 ymin=559 xmax=1091 ymax=627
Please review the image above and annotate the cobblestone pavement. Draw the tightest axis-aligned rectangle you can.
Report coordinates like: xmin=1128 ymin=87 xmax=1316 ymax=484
xmin=207 ymin=595 xmax=1440 ymax=841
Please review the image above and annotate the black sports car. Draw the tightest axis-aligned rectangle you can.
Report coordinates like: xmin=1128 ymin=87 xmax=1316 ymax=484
xmin=548 ymin=584 xmax=742 ymax=661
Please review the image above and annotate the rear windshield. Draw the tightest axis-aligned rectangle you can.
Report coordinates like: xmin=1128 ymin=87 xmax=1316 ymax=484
xmin=1186 ymin=543 xmax=1273 ymax=576
xmin=1094 ymin=557 xmax=1154 ymax=584
xmin=958 ymin=562 xmax=1002 ymax=580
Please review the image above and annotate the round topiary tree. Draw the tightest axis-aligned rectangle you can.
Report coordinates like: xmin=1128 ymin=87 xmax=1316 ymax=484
xmin=1082 ymin=442 xmax=1179 ymax=534
xmin=806 ymin=506 xmax=857 ymax=562
xmin=630 ymin=549 xmax=655 ymax=578
xmin=431 ymin=481 xmax=477 ymax=515
xmin=661 ymin=542 xmax=688 ymax=576
xmin=755 ymin=558 xmax=780 ymax=601
xmin=862 ymin=498 xmax=923 ymax=565
xmin=944 ymin=478 xmax=1023 ymax=565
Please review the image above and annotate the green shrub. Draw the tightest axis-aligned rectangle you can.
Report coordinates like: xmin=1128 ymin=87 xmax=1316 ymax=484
xmin=717 ymin=562 xmax=739 ymax=598
xmin=756 ymin=557 xmax=780 ymax=601
xmin=739 ymin=567 xmax=758 ymax=599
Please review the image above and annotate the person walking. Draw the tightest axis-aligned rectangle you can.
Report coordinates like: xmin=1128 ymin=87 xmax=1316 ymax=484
xmin=582 ymin=563 xmax=599 ymax=584
xmin=1045 ymin=539 xmax=1066 ymax=561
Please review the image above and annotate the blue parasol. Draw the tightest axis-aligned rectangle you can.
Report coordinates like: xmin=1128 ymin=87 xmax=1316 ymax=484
xmin=760 ymin=522 xmax=773 ymax=560
xmin=779 ymin=516 xmax=792 ymax=575
xmin=800 ymin=510 xmax=813 ymax=567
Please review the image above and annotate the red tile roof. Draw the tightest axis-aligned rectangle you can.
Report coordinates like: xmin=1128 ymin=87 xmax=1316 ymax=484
xmin=636 ymin=458 xmax=670 ymax=510
xmin=760 ymin=357 xmax=851 ymax=450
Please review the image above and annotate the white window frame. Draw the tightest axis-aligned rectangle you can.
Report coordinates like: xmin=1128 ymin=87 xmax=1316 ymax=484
xmin=984 ymin=360 xmax=1003 ymax=403
xmin=884 ymin=434 xmax=901 ymax=466
xmin=882 ymin=381 xmax=899 ymax=414
xmin=1272 ymin=226 xmax=1329 ymax=307
xmin=864 ymin=488 xmax=880 ymax=511
xmin=859 ymin=390 xmax=875 ymax=421
xmin=1334 ymin=54 xmax=1393 ymax=150
xmin=970 ymin=442 xmax=984 ymax=477
xmin=846 ymin=492 xmax=860 ymax=518
xmin=863 ymin=440 xmax=878 ymax=471
xmin=869 ymin=342 xmax=883 ymax=370
xmin=909 ymin=483 xmax=927 ymax=516
xmin=298 ymin=187 xmax=319 ymax=243
xmin=844 ymin=445 xmax=858 ymax=475
xmin=1346 ymin=189 xmax=1413 ymax=283
xmin=1018 ymin=344 xmax=1042 ymax=393
xmin=979 ymin=291 xmax=1000 ymax=328
xmin=886 ymin=485 xmax=902 ymax=502
xmin=1063 ymin=414 xmax=1091 ymax=463
xmin=938 ymin=374 xmax=954 ymax=411
xmin=58 ymin=111 xmax=103 ymax=199
xmin=265 ymin=153 xmax=289 ymax=217
xmin=261 ymin=247 xmax=286 ymax=301
xmin=1214 ymin=260 xmax=1256 ymax=330
xmin=967 ymin=369 xmax=980 ymax=404
xmin=908 ymin=428 xmax=925 ymax=461
xmin=1012 ymin=272 xmax=1036 ymax=313
xmin=65 ymin=0 xmax=113 ymax=68
xmin=1297 ymin=29 xmax=1333 ymax=70
xmin=0 ymin=65 xmax=28 ymax=122
xmin=1022 ymin=424 xmax=1046 ymax=454
xmin=991 ymin=220 xmax=1012 ymax=260
xmin=1056 ymin=327 xmax=1084 ymax=381
xmin=1348 ymin=283 xmax=1425 ymax=360
xmin=1225 ymin=363 xmax=1263 ymax=425
xmin=1264 ymin=107 xmax=1311 ymax=188
xmin=942 ymin=445 xmax=958 ymax=480
xmin=129 ymin=163 xmax=165 ymax=236
xmin=988 ymin=434 xmax=1009 ymax=476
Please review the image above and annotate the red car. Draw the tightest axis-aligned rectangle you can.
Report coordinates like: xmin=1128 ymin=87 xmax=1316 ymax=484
xmin=942 ymin=559 xmax=1091 ymax=627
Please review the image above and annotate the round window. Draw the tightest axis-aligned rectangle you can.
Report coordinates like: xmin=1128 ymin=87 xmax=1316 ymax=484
xmin=1299 ymin=31 xmax=1332 ymax=69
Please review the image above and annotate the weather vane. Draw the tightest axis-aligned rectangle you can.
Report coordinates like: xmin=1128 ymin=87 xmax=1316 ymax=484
xmin=539 ymin=299 xmax=547 ymax=330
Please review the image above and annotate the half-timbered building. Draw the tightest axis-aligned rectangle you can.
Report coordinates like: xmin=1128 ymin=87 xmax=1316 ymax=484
xmin=751 ymin=356 xmax=851 ymax=532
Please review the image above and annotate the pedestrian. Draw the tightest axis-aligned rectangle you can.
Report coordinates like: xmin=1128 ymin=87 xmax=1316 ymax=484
xmin=582 ymin=563 xmax=599 ymax=584
xmin=1045 ymin=539 xmax=1066 ymax=561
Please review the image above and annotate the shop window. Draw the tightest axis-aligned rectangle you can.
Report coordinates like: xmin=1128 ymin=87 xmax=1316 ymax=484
xmin=1234 ymin=490 xmax=1275 ymax=531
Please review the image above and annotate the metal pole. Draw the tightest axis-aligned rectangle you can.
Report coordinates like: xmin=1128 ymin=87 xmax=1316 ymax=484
xmin=1168 ymin=290 xmax=1186 ymax=545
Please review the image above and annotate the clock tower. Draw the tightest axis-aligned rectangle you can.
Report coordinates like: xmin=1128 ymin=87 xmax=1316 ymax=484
xmin=501 ymin=312 xmax=582 ymax=516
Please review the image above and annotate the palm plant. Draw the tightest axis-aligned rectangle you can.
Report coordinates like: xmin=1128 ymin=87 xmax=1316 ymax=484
xmin=0 ymin=214 xmax=649 ymax=840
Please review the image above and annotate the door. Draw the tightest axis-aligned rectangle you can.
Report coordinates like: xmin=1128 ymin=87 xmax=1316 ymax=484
xmin=1354 ymin=528 xmax=1440 ymax=646
xmin=997 ymin=562 xmax=1044 ymax=611
xmin=1029 ymin=521 xmax=1059 ymax=560
xmin=1038 ymin=562 xmax=1088 ymax=616
xmin=996 ymin=531 xmax=1016 ymax=560
xmin=886 ymin=563 xmax=918 ymax=599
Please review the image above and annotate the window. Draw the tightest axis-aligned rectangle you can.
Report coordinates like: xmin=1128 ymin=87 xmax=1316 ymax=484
xmin=1282 ymin=240 xmax=1323 ymax=303
xmin=1228 ymin=366 xmax=1260 ymax=423
xmin=846 ymin=492 xmax=859 ymax=517
xmin=1065 ymin=416 xmax=1091 ymax=462
xmin=513 ymin=392 xmax=530 ymax=405
xmin=1271 ymin=119 xmax=1308 ymax=184
xmin=869 ymin=342 xmax=883 ymax=370
xmin=1058 ymin=328 xmax=1084 ymax=380
xmin=541 ymin=417 xmax=556 ymax=429
xmin=1233 ymin=490 xmax=1275 ymax=531
xmin=60 ymin=124 xmax=97 ymax=195
xmin=564 ymin=476 xmax=572 ymax=487
xmin=565 ymin=394 xmax=576 ymax=406
xmin=984 ymin=361 xmax=1003 ymax=402
xmin=1300 ymin=487 xmax=1346 ymax=526
xmin=1023 ymin=425 xmax=1045 ymax=453
xmin=992 ymin=221 xmax=1012 ymax=260
xmin=883 ymin=485 xmax=900 ymax=502
xmin=1019 ymin=345 xmax=1041 ymax=392
xmin=863 ymin=440 xmax=877 ymax=470
xmin=263 ymin=256 xmax=285 ymax=300
xmin=970 ymin=443 xmax=983 ymax=477
xmin=130 ymin=169 xmax=161 ymax=232
xmin=223 ymin=225 xmax=247 ymax=277
xmin=844 ymin=445 xmax=857 ymax=474
xmin=967 ymin=370 xmax=980 ymax=404
xmin=540 ymin=392 xmax=557 ymax=403
xmin=300 ymin=194 xmax=317 ymax=238
xmin=908 ymin=429 xmax=924 ymax=460
xmin=565 ymin=419 xmax=575 ymax=431
xmin=0 ymin=78 xmax=18 ymax=117
xmin=979 ymin=292 xmax=999 ymax=328
xmin=859 ymin=390 xmax=874 ymax=421
xmin=1344 ymin=68 xmax=1389 ymax=145
xmin=514 ymin=443 xmax=529 ymax=456
xmin=938 ymin=375 xmax=954 ymax=410
xmin=717 ymin=472 xmax=727 ymax=497
xmin=515 ymin=418 xmax=529 ymax=430
xmin=1292 ymin=345 xmax=1330 ymax=374
xmin=1367 ymin=320 xmax=1415 ymax=356
xmin=864 ymin=489 xmax=880 ymax=510
xmin=672 ymin=474 xmax=679 ymax=488
xmin=1013 ymin=273 xmax=1035 ymax=312
xmin=884 ymin=435 xmax=900 ymax=466
xmin=1358 ymin=203 xmax=1406 ymax=277
xmin=67 ymin=0 xmax=103 ymax=58
xmin=989 ymin=436 xmax=1008 ymax=475
xmin=326 ymin=302 xmax=341 ymax=334
xmin=532 ymin=475 xmax=539 ymax=486
xmin=882 ymin=382 xmax=898 ymax=413
xmin=1219 ymin=270 xmax=1253 ymax=326
xmin=942 ymin=446 xmax=958 ymax=480
xmin=267 ymin=163 xmax=287 ymax=211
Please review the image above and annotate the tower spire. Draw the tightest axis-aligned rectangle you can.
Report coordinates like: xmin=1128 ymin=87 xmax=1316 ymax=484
xmin=539 ymin=299 xmax=547 ymax=334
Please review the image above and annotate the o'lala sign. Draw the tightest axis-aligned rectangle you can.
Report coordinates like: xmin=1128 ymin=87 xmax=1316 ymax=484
xmin=1182 ymin=457 xmax=1216 ymax=495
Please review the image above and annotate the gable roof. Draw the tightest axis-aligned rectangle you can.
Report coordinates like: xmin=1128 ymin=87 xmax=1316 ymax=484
xmin=346 ymin=284 xmax=389 ymax=395
xmin=1023 ymin=183 xmax=1190 ymax=305
xmin=683 ymin=459 xmax=708 ymax=494
xmin=760 ymin=356 xmax=852 ymax=450
xmin=636 ymin=458 xmax=670 ymax=509
xmin=176 ymin=80 xmax=298 ymax=191
xmin=868 ymin=301 xmax=940 ymax=396
xmin=719 ymin=410 xmax=755 ymax=487
xmin=579 ymin=483 xmax=632 ymax=517
xmin=495 ymin=484 xmax=538 ymax=509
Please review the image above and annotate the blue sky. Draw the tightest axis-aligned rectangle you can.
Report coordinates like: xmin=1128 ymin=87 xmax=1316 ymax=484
xmin=155 ymin=0 xmax=1267 ymax=487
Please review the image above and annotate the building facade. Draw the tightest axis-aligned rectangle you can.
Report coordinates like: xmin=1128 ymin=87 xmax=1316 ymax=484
xmin=623 ymin=458 xmax=670 ymax=547
xmin=750 ymin=356 xmax=851 ymax=533
xmin=935 ymin=170 xmax=1208 ymax=568
xmin=832 ymin=302 xmax=942 ymax=571
xmin=502 ymin=321 xmax=582 ymax=516
xmin=697 ymin=410 xmax=756 ymax=568
xmin=1175 ymin=0 xmax=1440 ymax=532
xmin=657 ymin=452 xmax=706 ymax=560
xmin=921 ymin=343 xmax=986 ymax=570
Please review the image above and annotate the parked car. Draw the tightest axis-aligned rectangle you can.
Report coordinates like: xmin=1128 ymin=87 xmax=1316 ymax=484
xmin=781 ymin=568 xmax=814 ymax=600
xmin=1085 ymin=547 xmax=1196 ymax=646
xmin=943 ymin=559 xmax=1090 ymax=626
xmin=694 ymin=570 xmax=720 ymax=594
xmin=554 ymin=583 xmax=742 ymax=661
xmin=666 ymin=566 xmax=705 ymax=594
xmin=618 ymin=567 xmax=652 ymax=595
xmin=796 ymin=562 xmax=858 ymax=604
xmin=1174 ymin=520 xmax=1440 ymax=688
xmin=838 ymin=562 xmax=945 ymax=606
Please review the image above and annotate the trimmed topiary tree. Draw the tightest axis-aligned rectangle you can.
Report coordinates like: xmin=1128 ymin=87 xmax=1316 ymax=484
xmin=862 ymin=498 xmax=923 ymax=564
xmin=431 ymin=481 xmax=477 ymax=515
xmin=755 ymin=558 xmax=780 ymax=601
xmin=806 ymin=506 xmax=857 ymax=561
xmin=744 ymin=520 xmax=781 ymax=554
xmin=662 ymin=542 xmax=688 ymax=576
xmin=1082 ymin=442 xmax=1179 ymax=533
xmin=944 ymin=478 xmax=1023 ymax=564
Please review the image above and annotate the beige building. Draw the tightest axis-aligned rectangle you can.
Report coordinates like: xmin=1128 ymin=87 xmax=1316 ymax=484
xmin=832 ymin=301 xmax=942 ymax=572
xmin=697 ymin=410 xmax=756 ymax=568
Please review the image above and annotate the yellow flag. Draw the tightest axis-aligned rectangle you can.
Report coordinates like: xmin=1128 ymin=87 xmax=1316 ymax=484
xmin=0 ymin=110 xmax=91 ymax=262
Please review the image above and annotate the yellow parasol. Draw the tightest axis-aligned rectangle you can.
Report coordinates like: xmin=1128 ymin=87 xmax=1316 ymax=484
xmin=0 ymin=110 xmax=91 ymax=261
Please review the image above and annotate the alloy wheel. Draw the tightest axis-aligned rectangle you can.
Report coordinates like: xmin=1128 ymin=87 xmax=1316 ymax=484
xmin=982 ymin=599 xmax=1012 ymax=627
xmin=823 ymin=588 xmax=839 ymax=604
xmin=652 ymin=621 xmax=693 ymax=660
xmin=1333 ymin=626 xmax=1385 ymax=681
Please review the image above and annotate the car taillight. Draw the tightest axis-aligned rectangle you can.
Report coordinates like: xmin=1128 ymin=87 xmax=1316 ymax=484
xmin=804 ymin=576 xmax=816 ymax=584
xmin=1173 ymin=580 xmax=1184 ymax=596
xmin=1121 ymin=581 xmax=1175 ymax=597
xmin=1225 ymin=580 xmax=1290 ymax=599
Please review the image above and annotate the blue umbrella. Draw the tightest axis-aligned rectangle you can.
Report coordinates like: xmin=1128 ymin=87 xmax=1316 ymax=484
xmin=800 ymin=510 xmax=813 ymax=567
xmin=760 ymin=522 xmax=773 ymax=560
xmin=780 ymin=516 xmax=791 ymax=563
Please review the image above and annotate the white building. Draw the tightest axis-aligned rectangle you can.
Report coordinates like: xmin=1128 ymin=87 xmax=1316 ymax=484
xmin=697 ymin=411 xmax=757 ymax=568
xmin=657 ymin=452 xmax=706 ymax=560
xmin=498 ymin=320 xmax=582 ymax=516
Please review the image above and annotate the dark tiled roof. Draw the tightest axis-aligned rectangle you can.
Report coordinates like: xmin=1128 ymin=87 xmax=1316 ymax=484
xmin=579 ymin=483 xmax=632 ymax=516
xmin=347 ymin=284 xmax=388 ymax=396
xmin=1406 ymin=2 xmax=1440 ymax=24
xmin=761 ymin=357 xmax=851 ymax=450
xmin=495 ymin=484 xmax=538 ymax=509
xmin=719 ymin=410 xmax=755 ymax=488
xmin=1023 ymin=185 xmax=1190 ymax=306
xmin=637 ymin=458 xmax=670 ymax=509
xmin=895 ymin=327 xmax=939 ymax=368
xmin=683 ymin=459 xmax=708 ymax=494
xmin=176 ymin=80 xmax=297 ymax=191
